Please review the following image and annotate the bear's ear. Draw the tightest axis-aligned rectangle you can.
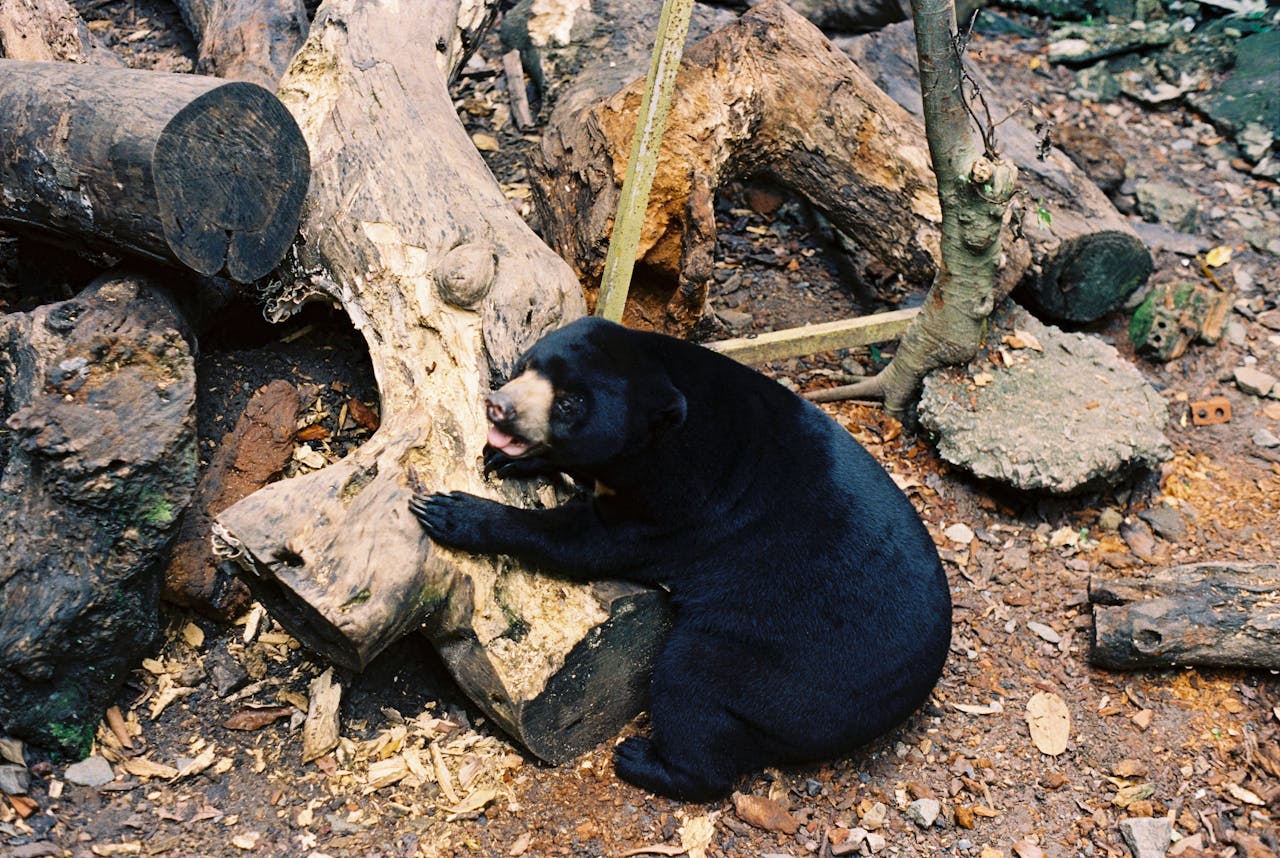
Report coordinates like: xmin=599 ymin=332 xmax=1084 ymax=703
xmin=650 ymin=381 xmax=687 ymax=431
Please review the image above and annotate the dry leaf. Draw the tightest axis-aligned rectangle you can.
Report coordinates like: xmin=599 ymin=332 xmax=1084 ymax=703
xmin=222 ymin=706 xmax=295 ymax=731
xmin=732 ymin=792 xmax=798 ymax=834
xmin=1002 ymin=330 xmax=1043 ymax=351
xmin=1204 ymin=245 xmax=1233 ymax=267
xmin=1026 ymin=692 xmax=1071 ymax=755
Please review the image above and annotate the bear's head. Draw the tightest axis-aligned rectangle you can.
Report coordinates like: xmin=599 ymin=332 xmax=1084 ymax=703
xmin=484 ymin=318 xmax=687 ymax=469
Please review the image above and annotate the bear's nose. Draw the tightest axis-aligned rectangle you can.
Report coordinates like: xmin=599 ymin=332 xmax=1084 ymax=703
xmin=486 ymin=391 xmax=515 ymax=425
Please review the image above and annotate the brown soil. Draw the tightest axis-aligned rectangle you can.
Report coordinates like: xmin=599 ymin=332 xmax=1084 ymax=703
xmin=2 ymin=5 xmax=1278 ymax=858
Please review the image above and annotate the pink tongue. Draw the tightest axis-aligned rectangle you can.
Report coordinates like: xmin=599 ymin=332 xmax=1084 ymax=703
xmin=488 ymin=425 xmax=531 ymax=456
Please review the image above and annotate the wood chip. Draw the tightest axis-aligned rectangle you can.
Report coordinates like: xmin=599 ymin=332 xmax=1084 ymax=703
xmin=952 ymin=700 xmax=1004 ymax=715
xmin=120 ymin=757 xmax=179 ymax=780
xmin=302 ymin=668 xmax=341 ymax=763
xmin=1026 ymin=691 xmax=1071 ymax=755
xmin=223 ymin=706 xmax=295 ymax=731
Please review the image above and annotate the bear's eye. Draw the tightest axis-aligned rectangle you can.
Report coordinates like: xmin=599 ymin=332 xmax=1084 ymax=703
xmin=553 ymin=394 xmax=583 ymax=418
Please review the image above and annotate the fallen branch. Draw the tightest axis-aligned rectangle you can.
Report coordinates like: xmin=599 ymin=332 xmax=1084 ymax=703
xmin=1090 ymin=563 xmax=1280 ymax=670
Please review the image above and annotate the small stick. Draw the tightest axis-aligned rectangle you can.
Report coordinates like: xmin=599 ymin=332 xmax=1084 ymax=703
xmin=502 ymin=50 xmax=535 ymax=131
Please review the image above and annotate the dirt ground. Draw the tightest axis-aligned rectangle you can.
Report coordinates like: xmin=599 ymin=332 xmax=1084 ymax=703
xmin=2 ymin=3 xmax=1279 ymax=858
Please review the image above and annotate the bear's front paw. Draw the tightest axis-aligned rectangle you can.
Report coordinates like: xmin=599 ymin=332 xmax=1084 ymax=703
xmin=408 ymin=490 xmax=504 ymax=553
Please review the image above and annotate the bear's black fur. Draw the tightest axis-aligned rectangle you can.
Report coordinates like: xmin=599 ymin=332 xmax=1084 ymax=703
xmin=411 ymin=317 xmax=951 ymax=801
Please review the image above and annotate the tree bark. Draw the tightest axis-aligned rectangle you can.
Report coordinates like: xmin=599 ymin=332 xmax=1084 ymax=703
xmin=173 ymin=0 xmax=309 ymax=88
xmin=214 ymin=0 xmax=669 ymax=764
xmin=531 ymin=0 xmax=941 ymax=334
xmin=0 ymin=60 xmax=309 ymax=283
xmin=0 ymin=0 xmax=121 ymax=64
xmin=0 ymin=273 xmax=196 ymax=757
xmin=1089 ymin=563 xmax=1280 ymax=670
xmin=838 ymin=21 xmax=1151 ymax=324
xmin=164 ymin=380 xmax=301 ymax=620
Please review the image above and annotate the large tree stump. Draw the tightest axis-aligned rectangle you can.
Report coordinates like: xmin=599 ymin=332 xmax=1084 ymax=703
xmin=214 ymin=0 xmax=668 ymax=764
xmin=174 ymin=0 xmax=309 ymax=88
xmin=0 ymin=273 xmax=196 ymax=756
xmin=0 ymin=60 xmax=308 ymax=283
xmin=531 ymin=0 xmax=941 ymax=334
xmin=1089 ymin=563 xmax=1280 ymax=670
xmin=0 ymin=0 xmax=120 ymax=64
xmin=839 ymin=21 xmax=1152 ymax=324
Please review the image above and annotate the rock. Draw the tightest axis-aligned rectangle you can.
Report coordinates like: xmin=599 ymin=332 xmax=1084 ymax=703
xmin=0 ymin=275 xmax=196 ymax=756
xmin=1135 ymin=180 xmax=1198 ymax=233
xmin=1121 ymin=519 xmax=1157 ymax=561
xmin=860 ymin=801 xmax=888 ymax=830
xmin=0 ymin=763 xmax=30 ymax=795
xmin=945 ymin=523 xmax=976 ymax=545
xmin=1054 ymin=124 xmax=1126 ymax=195
xmin=1253 ymin=428 xmax=1280 ymax=449
xmin=1137 ymin=507 xmax=1187 ymax=541
xmin=1185 ymin=30 xmax=1280 ymax=162
xmin=1027 ymin=622 xmax=1062 ymax=644
xmin=1226 ymin=321 xmax=1248 ymax=347
xmin=1234 ymin=366 xmax=1277 ymax=397
xmin=865 ymin=832 xmax=886 ymax=853
xmin=919 ymin=302 xmax=1170 ymax=494
xmin=1118 ymin=816 xmax=1172 ymax=858
xmin=64 ymin=755 xmax=114 ymax=787
xmin=715 ymin=308 xmax=754 ymax=331
xmin=207 ymin=645 xmax=251 ymax=697
xmin=732 ymin=792 xmax=799 ymax=834
xmin=906 ymin=797 xmax=940 ymax=828
xmin=831 ymin=827 xmax=869 ymax=856
xmin=1130 ymin=220 xmax=1211 ymax=257
xmin=1099 ymin=508 xmax=1123 ymax=531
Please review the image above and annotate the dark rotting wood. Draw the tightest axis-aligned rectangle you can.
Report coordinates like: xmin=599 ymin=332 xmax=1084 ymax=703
xmin=0 ymin=59 xmax=309 ymax=283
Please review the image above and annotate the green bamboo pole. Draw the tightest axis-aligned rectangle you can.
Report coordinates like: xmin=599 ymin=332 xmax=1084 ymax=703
xmin=594 ymin=0 xmax=695 ymax=322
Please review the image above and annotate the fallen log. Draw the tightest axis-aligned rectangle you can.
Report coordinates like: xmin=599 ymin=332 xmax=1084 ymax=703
xmin=838 ymin=21 xmax=1152 ymax=324
xmin=1089 ymin=562 xmax=1280 ymax=670
xmin=531 ymin=0 xmax=941 ymax=334
xmin=214 ymin=0 xmax=669 ymax=764
xmin=0 ymin=59 xmax=308 ymax=283
xmin=0 ymin=273 xmax=197 ymax=756
xmin=0 ymin=0 xmax=121 ymax=64
xmin=164 ymin=380 xmax=301 ymax=620
xmin=173 ymin=0 xmax=309 ymax=88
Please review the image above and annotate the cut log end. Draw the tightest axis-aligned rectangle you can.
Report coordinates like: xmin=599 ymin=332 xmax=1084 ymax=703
xmin=155 ymin=82 xmax=310 ymax=282
xmin=1019 ymin=229 xmax=1153 ymax=325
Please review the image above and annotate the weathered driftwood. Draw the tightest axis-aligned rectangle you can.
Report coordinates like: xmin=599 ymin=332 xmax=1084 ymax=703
xmin=0 ymin=273 xmax=196 ymax=756
xmin=839 ymin=21 xmax=1152 ymax=324
xmin=164 ymin=380 xmax=300 ymax=620
xmin=214 ymin=0 xmax=668 ymax=764
xmin=0 ymin=0 xmax=121 ymax=64
xmin=0 ymin=60 xmax=308 ymax=283
xmin=531 ymin=0 xmax=941 ymax=334
xmin=173 ymin=0 xmax=309 ymax=88
xmin=1089 ymin=563 xmax=1280 ymax=670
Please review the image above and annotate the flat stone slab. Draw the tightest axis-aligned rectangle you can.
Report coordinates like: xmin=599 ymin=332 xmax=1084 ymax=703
xmin=919 ymin=302 xmax=1171 ymax=494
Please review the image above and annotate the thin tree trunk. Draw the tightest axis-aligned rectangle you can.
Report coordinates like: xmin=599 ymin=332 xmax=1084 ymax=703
xmin=833 ymin=0 xmax=1016 ymax=419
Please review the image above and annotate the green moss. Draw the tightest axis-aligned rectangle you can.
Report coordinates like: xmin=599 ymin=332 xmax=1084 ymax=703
xmin=49 ymin=720 xmax=95 ymax=759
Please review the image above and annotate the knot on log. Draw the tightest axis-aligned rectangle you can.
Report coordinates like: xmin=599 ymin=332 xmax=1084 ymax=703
xmin=435 ymin=242 xmax=497 ymax=308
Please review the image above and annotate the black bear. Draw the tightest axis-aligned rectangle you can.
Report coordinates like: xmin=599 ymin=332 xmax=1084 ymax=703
xmin=411 ymin=317 xmax=951 ymax=800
